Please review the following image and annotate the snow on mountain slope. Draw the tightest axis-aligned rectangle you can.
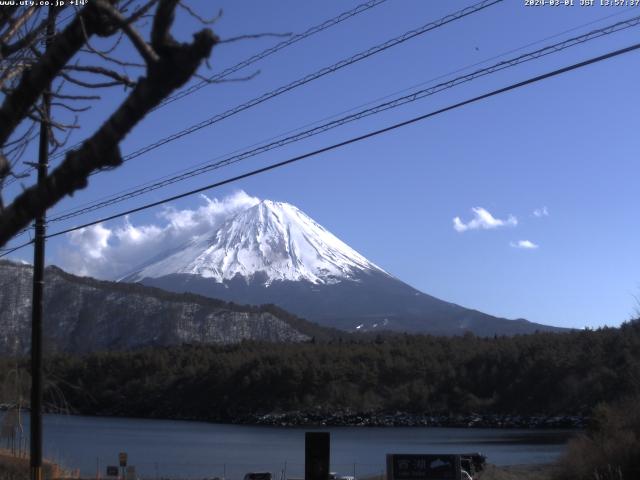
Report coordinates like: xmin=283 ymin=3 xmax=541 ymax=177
xmin=126 ymin=200 xmax=387 ymax=285
xmin=122 ymin=198 xmax=567 ymax=336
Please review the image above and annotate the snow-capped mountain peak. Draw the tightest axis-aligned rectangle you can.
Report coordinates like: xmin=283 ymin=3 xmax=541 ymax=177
xmin=126 ymin=199 xmax=386 ymax=285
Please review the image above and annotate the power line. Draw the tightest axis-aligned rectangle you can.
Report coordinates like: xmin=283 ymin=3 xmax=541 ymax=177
xmin=155 ymin=0 xmax=390 ymax=110
xmin=113 ymin=0 xmax=502 ymax=165
xmin=0 ymin=239 xmax=34 ymax=259
xmin=42 ymin=0 xmax=390 ymax=166
xmin=44 ymin=13 xmax=640 ymax=225
xmin=33 ymin=0 xmax=501 ymax=183
xmin=39 ymin=40 xmax=640 ymax=242
xmin=44 ymin=7 xmax=638 ymax=221
xmin=5 ymin=0 xmax=390 ymax=185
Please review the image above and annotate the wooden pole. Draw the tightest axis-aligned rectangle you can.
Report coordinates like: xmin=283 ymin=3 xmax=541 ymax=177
xmin=30 ymin=7 xmax=55 ymax=480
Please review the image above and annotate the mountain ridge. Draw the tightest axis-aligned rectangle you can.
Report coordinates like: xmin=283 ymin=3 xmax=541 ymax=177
xmin=122 ymin=199 xmax=567 ymax=336
xmin=0 ymin=260 xmax=342 ymax=355
xmin=124 ymin=200 xmax=386 ymax=285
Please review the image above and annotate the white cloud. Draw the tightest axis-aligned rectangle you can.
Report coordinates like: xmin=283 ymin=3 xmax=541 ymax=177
xmin=533 ymin=206 xmax=549 ymax=217
xmin=68 ymin=223 xmax=112 ymax=260
xmin=453 ymin=207 xmax=517 ymax=233
xmin=510 ymin=240 xmax=539 ymax=250
xmin=57 ymin=190 xmax=260 ymax=279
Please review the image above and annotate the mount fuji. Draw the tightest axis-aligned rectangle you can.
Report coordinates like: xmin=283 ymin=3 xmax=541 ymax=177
xmin=122 ymin=199 xmax=563 ymax=336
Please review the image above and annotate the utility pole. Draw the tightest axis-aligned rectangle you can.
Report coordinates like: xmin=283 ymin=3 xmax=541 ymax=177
xmin=31 ymin=7 xmax=55 ymax=480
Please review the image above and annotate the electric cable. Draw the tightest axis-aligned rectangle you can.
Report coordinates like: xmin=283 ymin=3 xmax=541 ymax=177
xmin=36 ymin=40 xmax=640 ymax=244
xmin=44 ymin=6 xmax=638 ymax=221
xmin=156 ymin=0 xmax=390 ymax=110
xmin=112 ymin=0 xmax=503 ymax=166
xmin=44 ymin=13 xmax=640 ymax=225
xmin=31 ymin=0 xmax=501 ymax=180
xmin=4 ymin=0 xmax=390 ymax=185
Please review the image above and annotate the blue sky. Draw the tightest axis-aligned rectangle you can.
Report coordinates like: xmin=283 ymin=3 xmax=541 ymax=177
xmin=4 ymin=0 xmax=640 ymax=329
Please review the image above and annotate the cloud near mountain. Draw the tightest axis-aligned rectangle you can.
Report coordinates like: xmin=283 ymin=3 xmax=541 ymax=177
xmin=58 ymin=191 xmax=259 ymax=279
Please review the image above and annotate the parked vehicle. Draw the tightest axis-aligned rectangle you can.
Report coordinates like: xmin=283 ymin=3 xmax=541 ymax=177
xmin=329 ymin=473 xmax=355 ymax=480
xmin=244 ymin=473 xmax=272 ymax=480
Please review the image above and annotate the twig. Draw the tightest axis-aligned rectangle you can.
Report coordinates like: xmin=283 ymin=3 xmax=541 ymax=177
xmin=0 ymin=0 xmax=218 ymax=247
xmin=0 ymin=1 xmax=119 ymax=146
xmin=124 ymin=0 xmax=160 ymax=26
xmin=178 ymin=2 xmax=223 ymax=25
xmin=193 ymin=69 xmax=259 ymax=84
xmin=0 ymin=7 xmax=36 ymax=46
xmin=27 ymin=110 xmax=80 ymax=131
xmin=59 ymin=71 xmax=127 ymax=89
xmin=1 ymin=13 xmax=50 ymax=58
xmin=50 ymin=92 xmax=101 ymax=101
xmin=218 ymin=32 xmax=293 ymax=44
xmin=64 ymin=64 xmax=136 ymax=87
xmin=0 ymin=6 xmax=20 ymax=33
xmin=94 ymin=0 xmax=160 ymax=64
xmin=51 ymin=102 xmax=91 ymax=113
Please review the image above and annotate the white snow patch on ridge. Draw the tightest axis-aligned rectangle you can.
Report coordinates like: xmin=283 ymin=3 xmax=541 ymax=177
xmin=127 ymin=200 xmax=387 ymax=285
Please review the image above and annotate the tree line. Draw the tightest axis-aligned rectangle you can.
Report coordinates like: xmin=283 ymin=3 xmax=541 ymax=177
xmin=1 ymin=319 xmax=638 ymax=422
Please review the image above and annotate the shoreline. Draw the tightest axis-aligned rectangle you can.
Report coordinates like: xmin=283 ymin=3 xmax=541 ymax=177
xmin=239 ymin=411 xmax=586 ymax=428
xmin=2 ymin=406 xmax=586 ymax=429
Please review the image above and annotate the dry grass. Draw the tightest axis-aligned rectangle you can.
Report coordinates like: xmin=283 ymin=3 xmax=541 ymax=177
xmin=361 ymin=464 xmax=557 ymax=480
xmin=477 ymin=464 xmax=558 ymax=480
xmin=0 ymin=448 xmax=74 ymax=480
xmin=553 ymin=396 xmax=640 ymax=480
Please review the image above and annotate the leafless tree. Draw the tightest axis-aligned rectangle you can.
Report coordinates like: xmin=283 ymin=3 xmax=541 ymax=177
xmin=0 ymin=0 xmax=220 ymax=247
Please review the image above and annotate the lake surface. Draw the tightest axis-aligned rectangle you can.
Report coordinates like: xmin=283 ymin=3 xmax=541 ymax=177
xmin=3 ymin=413 xmax=576 ymax=479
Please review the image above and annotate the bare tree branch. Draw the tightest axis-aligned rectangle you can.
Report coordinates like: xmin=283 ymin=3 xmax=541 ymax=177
xmin=79 ymin=45 xmax=146 ymax=68
xmin=60 ymin=71 xmax=128 ymax=89
xmin=50 ymin=102 xmax=91 ymax=113
xmin=193 ymin=69 xmax=259 ymax=84
xmin=1 ymin=13 xmax=50 ymax=59
xmin=151 ymin=0 xmax=179 ymax=52
xmin=178 ymin=3 xmax=223 ymax=25
xmin=28 ymin=108 xmax=79 ymax=131
xmin=49 ymin=119 xmax=77 ymax=152
xmin=218 ymin=32 xmax=293 ymax=44
xmin=0 ymin=1 xmax=119 ymax=148
xmin=0 ymin=0 xmax=218 ymax=247
xmin=0 ymin=59 xmax=36 ymax=88
xmin=90 ymin=29 xmax=125 ymax=56
xmin=50 ymin=92 xmax=101 ymax=101
xmin=3 ymin=120 xmax=37 ymax=148
xmin=65 ymin=65 xmax=135 ymax=87
xmin=0 ymin=7 xmax=36 ymax=46
xmin=94 ymin=0 xmax=160 ymax=64
xmin=0 ymin=154 xmax=8 ymax=184
xmin=0 ymin=7 xmax=20 ymax=33
xmin=124 ymin=0 xmax=161 ymax=26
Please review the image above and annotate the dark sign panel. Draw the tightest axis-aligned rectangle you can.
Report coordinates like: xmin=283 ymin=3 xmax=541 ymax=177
xmin=106 ymin=466 xmax=119 ymax=477
xmin=386 ymin=454 xmax=461 ymax=480
xmin=305 ymin=432 xmax=330 ymax=480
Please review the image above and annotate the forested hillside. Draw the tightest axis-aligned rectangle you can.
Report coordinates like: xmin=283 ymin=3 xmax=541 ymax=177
xmin=2 ymin=320 xmax=636 ymax=423
xmin=0 ymin=260 xmax=342 ymax=354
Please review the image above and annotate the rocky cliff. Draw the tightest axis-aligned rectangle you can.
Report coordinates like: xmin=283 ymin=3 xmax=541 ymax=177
xmin=0 ymin=260 xmax=312 ymax=355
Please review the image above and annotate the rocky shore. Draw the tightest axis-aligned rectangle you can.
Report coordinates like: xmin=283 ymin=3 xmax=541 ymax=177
xmin=2 ymin=404 xmax=585 ymax=429
xmin=238 ymin=410 xmax=586 ymax=429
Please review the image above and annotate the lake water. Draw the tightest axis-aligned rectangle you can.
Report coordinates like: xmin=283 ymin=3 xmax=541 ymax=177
xmin=2 ymin=413 xmax=576 ymax=479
